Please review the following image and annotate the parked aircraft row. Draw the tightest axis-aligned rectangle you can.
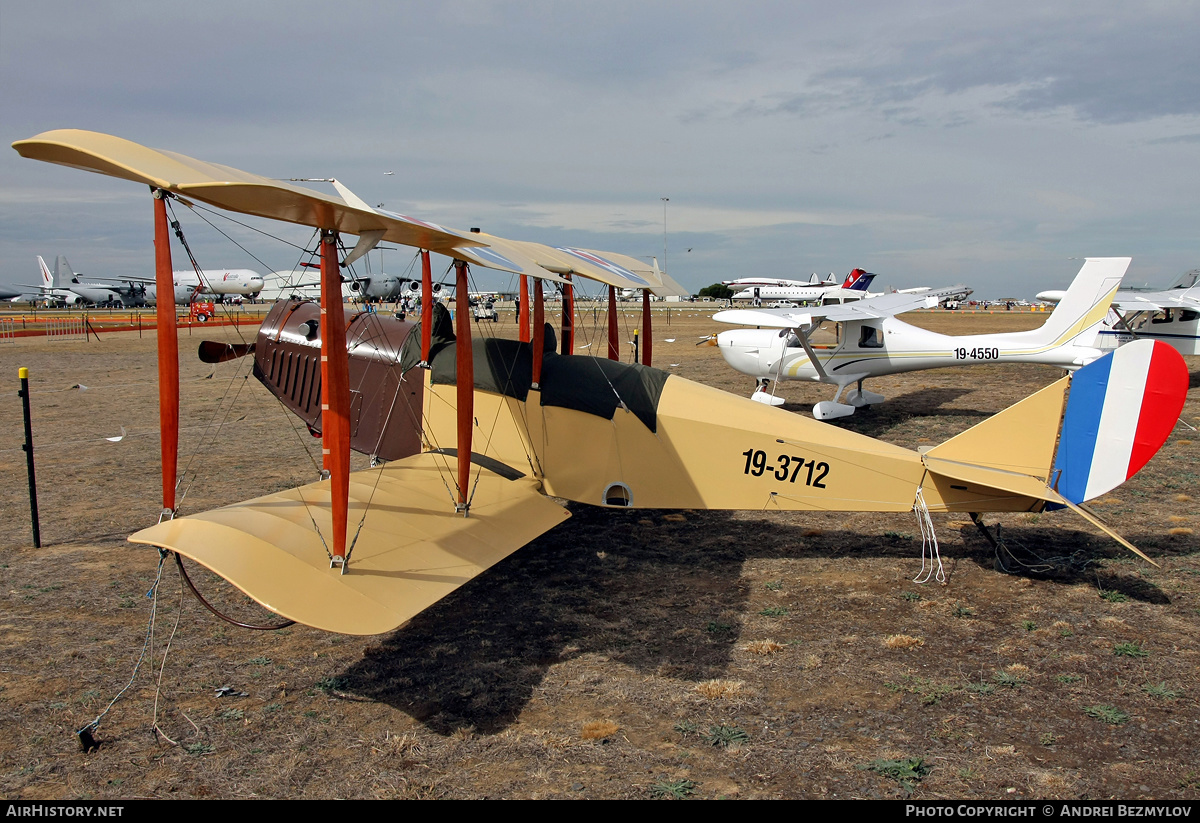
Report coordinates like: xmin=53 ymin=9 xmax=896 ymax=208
xmin=16 ymin=255 xmax=264 ymax=307
xmin=721 ymin=268 xmax=949 ymax=307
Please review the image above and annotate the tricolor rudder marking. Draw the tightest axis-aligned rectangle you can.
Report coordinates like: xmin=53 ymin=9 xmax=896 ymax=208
xmin=1054 ymin=340 xmax=1188 ymax=504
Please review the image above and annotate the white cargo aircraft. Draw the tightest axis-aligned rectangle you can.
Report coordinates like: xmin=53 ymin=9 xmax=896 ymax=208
xmin=18 ymin=255 xmax=122 ymax=306
xmin=713 ymin=258 xmax=1127 ymax=420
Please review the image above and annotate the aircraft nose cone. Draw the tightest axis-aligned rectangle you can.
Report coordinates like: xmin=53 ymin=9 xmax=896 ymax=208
xmin=716 ymin=331 xmax=761 ymax=376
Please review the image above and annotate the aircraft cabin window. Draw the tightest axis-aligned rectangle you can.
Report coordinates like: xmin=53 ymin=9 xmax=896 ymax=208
xmin=1152 ymin=309 xmax=1174 ymax=324
xmin=858 ymin=325 xmax=883 ymax=348
xmin=1181 ymin=309 xmax=1199 ymax=322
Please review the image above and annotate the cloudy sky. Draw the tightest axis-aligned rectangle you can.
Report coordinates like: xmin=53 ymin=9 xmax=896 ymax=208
xmin=2 ymin=1 xmax=1199 ymax=298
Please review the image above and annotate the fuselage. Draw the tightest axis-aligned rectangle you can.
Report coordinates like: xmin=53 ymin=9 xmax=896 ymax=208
xmin=174 ymin=269 xmax=264 ymax=300
xmin=718 ymin=317 xmax=1099 ymax=385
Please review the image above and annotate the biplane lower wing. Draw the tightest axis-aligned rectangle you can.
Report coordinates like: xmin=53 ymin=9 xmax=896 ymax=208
xmin=129 ymin=453 xmax=570 ymax=635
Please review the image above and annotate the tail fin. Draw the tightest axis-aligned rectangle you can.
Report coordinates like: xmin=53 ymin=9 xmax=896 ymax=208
xmin=55 ymin=255 xmax=76 ymax=285
xmin=37 ymin=255 xmax=52 ymax=288
xmin=842 ymin=268 xmax=876 ymax=291
xmin=923 ymin=339 xmax=1187 ymax=561
xmin=1020 ymin=257 xmax=1128 ymax=349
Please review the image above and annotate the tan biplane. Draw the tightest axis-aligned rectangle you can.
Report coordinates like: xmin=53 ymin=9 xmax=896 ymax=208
xmin=13 ymin=130 xmax=1190 ymax=636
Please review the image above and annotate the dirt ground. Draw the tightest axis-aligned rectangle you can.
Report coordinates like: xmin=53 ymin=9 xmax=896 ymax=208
xmin=1 ymin=305 xmax=1198 ymax=800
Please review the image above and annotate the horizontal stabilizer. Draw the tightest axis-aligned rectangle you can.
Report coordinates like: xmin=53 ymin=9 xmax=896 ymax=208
xmin=924 ymin=376 xmax=1069 ymax=480
xmin=129 ymin=453 xmax=570 ymax=635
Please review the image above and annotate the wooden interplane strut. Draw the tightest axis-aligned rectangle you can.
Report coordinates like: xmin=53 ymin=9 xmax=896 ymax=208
xmin=152 ymin=190 xmax=179 ymax=515
xmin=319 ymin=230 xmax=350 ymax=564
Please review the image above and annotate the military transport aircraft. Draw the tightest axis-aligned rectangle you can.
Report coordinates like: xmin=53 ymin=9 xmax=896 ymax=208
xmin=13 ymin=129 xmax=1188 ymax=637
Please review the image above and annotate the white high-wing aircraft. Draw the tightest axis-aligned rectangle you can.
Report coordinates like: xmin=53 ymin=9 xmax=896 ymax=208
xmin=1036 ymin=269 xmax=1200 ymax=356
xmin=714 ymin=257 xmax=1128 ymax=420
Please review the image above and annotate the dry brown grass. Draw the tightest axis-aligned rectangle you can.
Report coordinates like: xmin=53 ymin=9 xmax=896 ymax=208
xmin=693 ymin=679 xmax=745 ymax=699
xmin=744 ymin=639 xmax=785 ymax=655
xmin=884 ymin=634 xmax=925 ymax=650
xmin=1169 ymin=527 xmax=1195 ymax=536
xmin=580 ymin=720 xmax=620 ymax=740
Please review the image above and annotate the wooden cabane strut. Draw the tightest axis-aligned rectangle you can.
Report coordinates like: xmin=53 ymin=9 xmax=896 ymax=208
xmin=419 ymin=249 xmax=433 ymax=365
xmin=607 ymin=285 xmax=619 ymax=361
xmin=532 ymin=278 xmax=545 ymax=389
xmin=518 ymin=275 xmax=530 ymax=343
xmin=454 ymin=260 xmax=474 ymax=514
xmin=561 ymin=273 xmax=574 ymax=355
xmin=641 ymin=288 xmax=652 ymax=366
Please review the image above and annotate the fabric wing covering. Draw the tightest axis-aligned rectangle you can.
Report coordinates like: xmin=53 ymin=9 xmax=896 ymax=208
xmin=129 ymin=453 xmax=570 ymax=635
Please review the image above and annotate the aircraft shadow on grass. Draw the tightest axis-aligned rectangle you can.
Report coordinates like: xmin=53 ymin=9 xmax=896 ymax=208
xmin=778 ymin=387 xmax=984 ymax=438
xmin=334 ymin=505 xmax=1194 ymax=735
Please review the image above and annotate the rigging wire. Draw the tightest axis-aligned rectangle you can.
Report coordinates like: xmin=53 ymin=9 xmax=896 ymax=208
xmin=912 ymin=486 xmax=946 ymax=584
xmin=187 ymin=201 xmax=312 ymax=254
xmin=151 ymin=558 xmax=186 ymax=746
xmin=75 ymin=550 xmax=169 ymax=750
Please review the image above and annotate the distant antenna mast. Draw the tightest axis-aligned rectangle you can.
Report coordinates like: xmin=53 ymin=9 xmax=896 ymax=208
xmin=661 ymin=197 xmax=669 ymax=275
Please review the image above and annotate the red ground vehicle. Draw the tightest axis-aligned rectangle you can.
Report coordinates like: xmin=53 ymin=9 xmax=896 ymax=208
xmin=190 ymin=301 xmax=216 ymax=322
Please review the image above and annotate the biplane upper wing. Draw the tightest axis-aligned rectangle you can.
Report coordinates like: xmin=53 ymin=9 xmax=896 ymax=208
xmin=711 ymin=285 xmax=971 ymax=328
xmin=129 ymin=453 xmax=569 ymax=635
xmin=11 ymin=129 xmax=572 ymax=282
xmin=572 ymin=248 xmax=690 ymax=297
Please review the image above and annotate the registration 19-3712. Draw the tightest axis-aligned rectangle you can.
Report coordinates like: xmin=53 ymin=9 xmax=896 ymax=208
xmin=741 ymin=449 xmax=829 ymax=487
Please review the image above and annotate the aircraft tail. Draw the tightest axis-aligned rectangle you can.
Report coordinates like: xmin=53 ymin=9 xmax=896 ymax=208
xmin=1019 ymin=257 xmax=1128 ymax=349
xmin=55 ymin=255 xmax=76 ymax=286
xmin=37 ymin=255 xmax=53 ymax=289
xmin=923 ymin=339 xmax=1187 ymax=560
xmin=841 ymin=269 xmax=876 ymax=291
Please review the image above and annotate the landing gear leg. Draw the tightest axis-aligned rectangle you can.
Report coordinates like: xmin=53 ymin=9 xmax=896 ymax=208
xmin=752 ymin=378 xmax=785 ymax=406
